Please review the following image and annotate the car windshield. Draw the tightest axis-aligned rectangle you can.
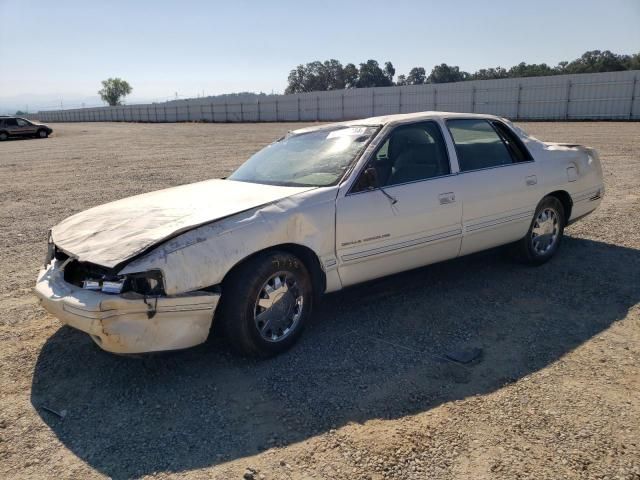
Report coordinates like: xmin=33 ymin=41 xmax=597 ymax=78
xmin=228 ymin=125 xmax=379 ymax=187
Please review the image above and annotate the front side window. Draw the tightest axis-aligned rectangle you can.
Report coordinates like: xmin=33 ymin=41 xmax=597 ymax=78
xmin=16 ymin=119 xmax=29 ymax=127
xmin=447 ymin=119 xmax=514 ymax=172
xmin=354 ymin=121 xmax=450 ymax=191
xmin=228 ymin=125 xmax=378 ymax=187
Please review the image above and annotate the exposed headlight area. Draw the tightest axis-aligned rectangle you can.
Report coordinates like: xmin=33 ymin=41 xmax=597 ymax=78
xmin=122 ymin=270 xmax=165 ymax=296
xmin=81 ymin=278 xmax=125 ymax=294
xmin=62 ymin=257 xmax=165 ymax=296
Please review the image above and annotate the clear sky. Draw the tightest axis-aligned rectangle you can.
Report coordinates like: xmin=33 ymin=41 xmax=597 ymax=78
xmin=1 ymin=0 xmax=639 ymax=112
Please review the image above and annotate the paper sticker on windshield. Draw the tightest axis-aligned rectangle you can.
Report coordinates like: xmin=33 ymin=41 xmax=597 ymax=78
xmin=327 ymin=127 xmax=369 ymax=139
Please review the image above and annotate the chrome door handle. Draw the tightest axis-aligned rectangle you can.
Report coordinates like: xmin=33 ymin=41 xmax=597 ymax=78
xmin=526 ymin=175 xmax=537 ymax=186
xmin=439 ymin=192 xmax=456 ymax=204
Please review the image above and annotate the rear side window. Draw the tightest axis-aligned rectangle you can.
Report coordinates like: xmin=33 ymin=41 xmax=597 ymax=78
xmin=447 ymin=119 xmax=518 ymax=172
xmin=4 ymin=118 xmax=17 ymax=126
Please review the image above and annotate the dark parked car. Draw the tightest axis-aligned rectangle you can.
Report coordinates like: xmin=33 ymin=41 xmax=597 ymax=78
xmin=0 ymin=116 xmax=53 ymax=140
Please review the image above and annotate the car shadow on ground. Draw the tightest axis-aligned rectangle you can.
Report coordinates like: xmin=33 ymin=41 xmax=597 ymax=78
xmin=31 ymin=236 xmax=640 ymax=479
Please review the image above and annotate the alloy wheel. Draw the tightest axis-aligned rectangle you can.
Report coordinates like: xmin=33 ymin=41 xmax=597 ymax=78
xmin=531 ymin=207 xmax=560 ymax=255
xmin=253 ymin=272 xmax=304 ymax=342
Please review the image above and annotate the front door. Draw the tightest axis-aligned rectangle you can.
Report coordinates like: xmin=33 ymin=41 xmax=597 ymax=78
xmin=335 ymin=121 xmax=463 ymax=287
xmin=14 ymin=118 xmax=36 ymax=136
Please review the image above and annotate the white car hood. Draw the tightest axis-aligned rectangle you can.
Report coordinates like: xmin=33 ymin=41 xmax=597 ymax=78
xmin=51 ymin=179 xmax=314 ymax=268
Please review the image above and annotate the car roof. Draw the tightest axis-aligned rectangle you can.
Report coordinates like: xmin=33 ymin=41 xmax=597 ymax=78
xmin=290 ymin=111 xmax=504 ymax=135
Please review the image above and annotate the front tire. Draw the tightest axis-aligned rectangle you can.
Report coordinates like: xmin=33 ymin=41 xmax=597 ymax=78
xmin=37 ymin=129 xmax=49 ymax=138
xmin=516 ymin=196 xmax=566 ymax=265
xmin=219 ymin=251 xmax=313 ymax=357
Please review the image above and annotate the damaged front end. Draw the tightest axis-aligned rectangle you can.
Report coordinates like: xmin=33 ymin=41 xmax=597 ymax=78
xmin=34 ymin=241 xmax=220 ymax=354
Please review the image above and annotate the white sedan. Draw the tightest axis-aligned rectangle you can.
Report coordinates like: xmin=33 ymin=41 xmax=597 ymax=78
xmin=34 ymin=112 xmax=604 ymax=356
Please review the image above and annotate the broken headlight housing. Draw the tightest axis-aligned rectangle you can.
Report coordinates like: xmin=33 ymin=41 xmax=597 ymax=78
xmin=122 ymin=270 xmax=165 ymax=296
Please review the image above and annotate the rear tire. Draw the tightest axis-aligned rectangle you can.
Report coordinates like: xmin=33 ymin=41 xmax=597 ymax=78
xmin=0 ymin=132 xmax=8 ymax=141
xmin=516 ymin=196 xmax=565 ymax=265
xmin=219 ymin=251 xmax=313 ymax=357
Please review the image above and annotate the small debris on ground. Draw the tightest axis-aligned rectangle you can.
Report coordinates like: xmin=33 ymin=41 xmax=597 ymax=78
xmin=40 ymin=406 xmax=67 ymax=419
xmin=444 ymin=347 xmax=483 ymax=364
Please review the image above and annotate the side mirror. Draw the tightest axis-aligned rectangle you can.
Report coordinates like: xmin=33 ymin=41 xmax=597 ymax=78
xmin=363 ymin=167 xmax=379 ymax=189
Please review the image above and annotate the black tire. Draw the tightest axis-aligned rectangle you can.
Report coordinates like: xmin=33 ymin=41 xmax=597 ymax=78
xmin=219 ymin=251 xmax=313 ymax=357
xmin=0 ymin=132 xmax=8 ymax=141
xmin=515 ymin=196 xmax=566 ymax=265
xmin=36 ymin=129 xmax=49 ymax=139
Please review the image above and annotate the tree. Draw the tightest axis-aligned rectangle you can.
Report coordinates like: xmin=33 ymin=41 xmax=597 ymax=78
xmin=384 ymin=62 xmax=395 ymax=83
xmin=563 ymin=50 xmax=629 ymax=74
xmin=285 ymin=59 xmax=347 ymax=94
xmin=99 ymin=78 xmax=132 ymax=106
xmin=284 ymin=49 xmax=639 ymax=94
xmin=321 ymin=59 xmax=347 ymax=90
xmin=428 ymin=64 xmax=469 ymax=83
xmin=470 ymin=67 xmax=509 ymax=81
xmin=285 ymin=65 xmax=308 ymax=94
xmin=343 ymin=63 xmax=359 ymax=88
xmin=15 ymin=110 xmax=27 ymax=115
xmin=406 ymin=67 xmax=426 ymax=85
xmin=508 ymin=62 xmax=555 ymax=78
xmin=357 ymin=60 xmax=393 ymax=88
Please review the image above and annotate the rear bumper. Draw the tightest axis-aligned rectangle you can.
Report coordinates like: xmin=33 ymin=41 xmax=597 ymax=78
xmin=33 ymin=260 xmax=219 ymax=354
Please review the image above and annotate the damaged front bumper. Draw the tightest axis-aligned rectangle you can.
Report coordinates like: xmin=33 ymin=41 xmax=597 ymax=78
xmin=33 ymin=260 xmax=220 ymax=354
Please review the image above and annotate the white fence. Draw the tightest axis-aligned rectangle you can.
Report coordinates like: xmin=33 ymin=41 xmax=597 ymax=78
xmin=39 ymin=70 xmax=640 ymax=123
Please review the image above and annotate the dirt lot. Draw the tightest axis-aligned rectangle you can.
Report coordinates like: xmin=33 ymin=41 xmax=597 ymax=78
xmin=1 ymin=121 xmax=639 ymax=480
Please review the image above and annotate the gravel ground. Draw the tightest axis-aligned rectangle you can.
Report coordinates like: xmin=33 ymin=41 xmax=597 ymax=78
xmin=0 ymin=121 xmax=638 ymax=480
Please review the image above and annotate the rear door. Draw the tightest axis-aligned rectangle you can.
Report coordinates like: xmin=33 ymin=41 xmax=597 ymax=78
xmin=335 ymin=120 xmax=463 ymax=287
xmin=446 ymin=119 xmax=541 ymax=256
xmin=4 ymin=118 xmax=20 ymax=135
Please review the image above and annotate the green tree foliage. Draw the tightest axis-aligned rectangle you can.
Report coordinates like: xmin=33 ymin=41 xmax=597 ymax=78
xmin=563 ymin=50 xmax=630 ymax=74
xmin=406 ymin=67 xmax=426 ymax=85
xmin=285 ymin=50 xmax=639 ymax=93
xmin=357 ymin=60 xmax=393 ymax=88
xmin=470 ymin=67 xmax=509 ymax=80
xmin=98 ymin=78 xmax=132 ymax=106
xmin=428 ymin=64 xmax=470 ymax=83
xmin=285 ymin=59 xmax=348 ymax=94
xmin=343 ymin=63 xmax=359 ymax=88
xmin=508 ymin=62 xmax=555 ymax=77
xmin=384 ymin=62 xmax=396 ymax=83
